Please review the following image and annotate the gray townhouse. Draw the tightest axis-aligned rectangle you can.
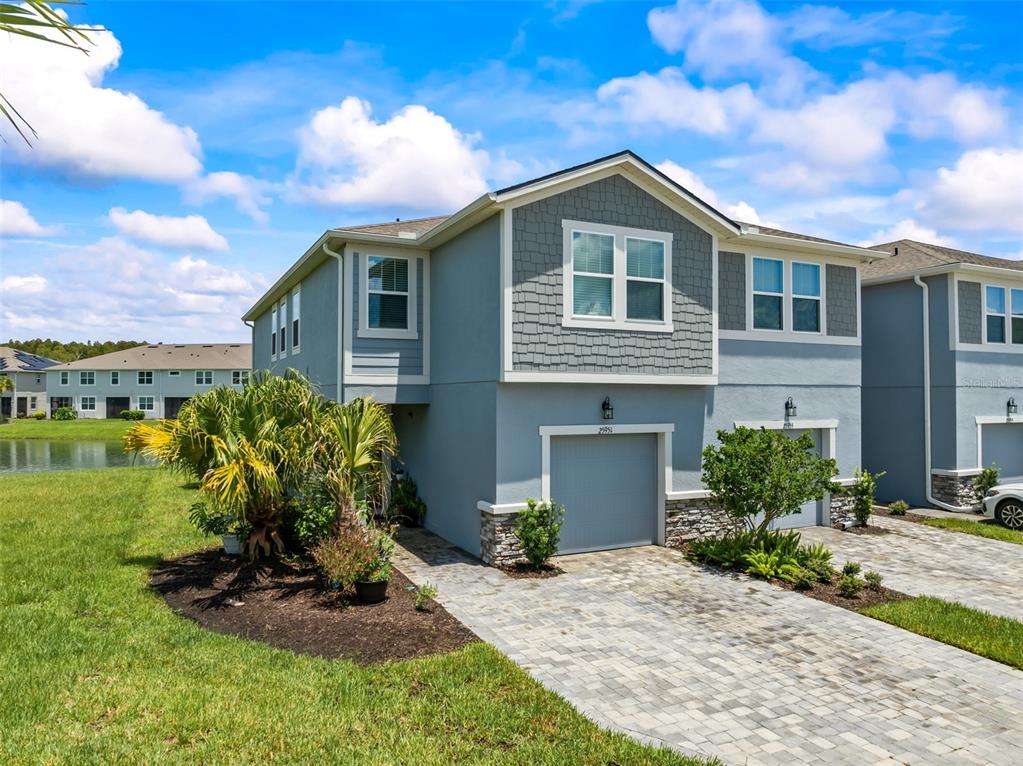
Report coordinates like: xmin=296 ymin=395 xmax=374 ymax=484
xmin=0 ymin=345 xmax=58 ymax=418
xmin=861 ymin=239 xmax=1022 ymax=509
xmin=45 ymin=343 xmax=252 ymax=419
xmin=244 ymin=150 xmax=886 ymax=564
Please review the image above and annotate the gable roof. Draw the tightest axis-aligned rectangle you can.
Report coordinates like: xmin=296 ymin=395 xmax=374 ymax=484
xmin=338 ymin=215 xmax=449 ymax=238
xmin=864 ymin=239 xmax=1023 ymax=281
xmin=0 ymin=346 xmax=59 ymax=373
xmin=47 ymin=343 xmax=252 ymax=371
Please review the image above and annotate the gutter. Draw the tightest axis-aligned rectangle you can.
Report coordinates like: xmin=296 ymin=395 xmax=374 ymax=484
xmin=913 ymin=273 xmax=973 ymax=512
xmin=322 ymin=241 xmax=344 ymax=402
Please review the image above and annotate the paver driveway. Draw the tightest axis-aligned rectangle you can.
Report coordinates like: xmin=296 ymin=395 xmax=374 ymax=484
xmin=801 ymin=515 xmax=1023 ymax=620
xmin=394 ymin=530 xmax=1023 ymax=766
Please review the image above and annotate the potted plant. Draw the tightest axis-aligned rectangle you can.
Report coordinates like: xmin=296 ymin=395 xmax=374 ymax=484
xmin=188 ymin=502 xmax=248 ymax=555
xmin=354 ymin=526 xmax=395 ymax=604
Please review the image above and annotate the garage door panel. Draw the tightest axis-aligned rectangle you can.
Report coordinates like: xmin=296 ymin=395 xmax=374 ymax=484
xmin=551 ymin=433 xmax=657 ymax=554
xmin=983 ymin=423 xmax=1023 ymax=482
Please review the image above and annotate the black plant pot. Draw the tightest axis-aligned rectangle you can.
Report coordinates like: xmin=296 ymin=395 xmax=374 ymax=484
xmin=355 ymin=579 xmax=389 ymax=604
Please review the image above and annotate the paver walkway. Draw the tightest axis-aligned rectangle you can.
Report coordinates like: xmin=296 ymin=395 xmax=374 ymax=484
xmin=394 ymin=530 xmax=1023 ymax=766
xmin=801 ymin=515 xmax=1023 ymax=620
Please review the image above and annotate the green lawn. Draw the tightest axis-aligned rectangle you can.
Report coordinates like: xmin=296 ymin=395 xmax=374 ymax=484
xmin=0 ymin=418 xmax=135 ymax=440
xmin=921 ymin=517 xmax=1023 ymax=545
xmin=862 ymin=597 xmax=1023 ymax=670
xmin=0 ymin=468 xmax=704 ymax=765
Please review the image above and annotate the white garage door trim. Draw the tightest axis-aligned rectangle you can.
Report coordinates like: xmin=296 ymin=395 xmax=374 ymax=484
xmin=975 ymin=415 xmax=1021 ymax=468
xmin=539 ymin=423 xmax=674 ymax=545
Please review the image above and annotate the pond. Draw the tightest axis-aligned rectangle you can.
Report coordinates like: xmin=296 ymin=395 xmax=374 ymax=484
xmin=0 ymin=440 xmax=155 ymax=473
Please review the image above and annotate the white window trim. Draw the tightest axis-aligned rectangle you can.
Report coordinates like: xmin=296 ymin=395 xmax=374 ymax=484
xmin=195 ymin=370 xmax=213 ymax=386
xmin=751 ymin=255 xmax=785 ymax=333
xmin=358 ymin=253 xmax=419 ymax=340
xmin=168 ymin=370 xmax=180 ymax=377
xmin=790 ymin=260 xmax=824 ymax=336
xmin=79 ymin=396 xmax=96 ymax=411
xmin=561 ymin=220 xmax=673 ymax=333
xmin=59 ymin=371 xmax=69 ymax=386
xmin=290 ymin=285 xmax=301 ymax=355
xmin=79 ymin=371 xmax=95 ymax=386
xmin=137 ymin=395 xmax=155 ymax=412
xmin=949 ymin=274 xmax=1023 ymax=353
xmin=270 ymin=304 xmax=278 ymax=360
xmin=278 ymin=298 xmax=288 ymax=355
xmin=983 ymin=284 xmax=1007 ymax=345
xmin=110 ymin=371 xmax=119 ymax=386
xmin=232 ymin=370 xmax=249 ymax=386
xmin=138 ymin=371 xmax=153 ymax=386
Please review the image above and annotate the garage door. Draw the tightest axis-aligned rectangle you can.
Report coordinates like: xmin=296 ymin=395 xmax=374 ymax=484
xmin=772 ymin=428 xmax=822 ymax=530
xmin=550 ymin=433 xmax=657 ymax=554
xmin=982 ymin=423 xmax=1023 ymax=482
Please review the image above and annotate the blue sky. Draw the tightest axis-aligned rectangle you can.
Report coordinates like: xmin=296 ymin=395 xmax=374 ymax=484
xmin=1 ymin=0 xmax=1021 ymax=342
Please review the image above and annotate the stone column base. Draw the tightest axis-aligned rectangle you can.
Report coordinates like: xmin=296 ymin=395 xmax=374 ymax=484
xmin=663 ymin=498 xmax=740 ymax=548
xmin=931 ymin=473 xmax=983 ymax=510
xmin=480 ymin=510 xmax=526 ymax=566
xmin=828 ymin=492 xmax=856 ymax=528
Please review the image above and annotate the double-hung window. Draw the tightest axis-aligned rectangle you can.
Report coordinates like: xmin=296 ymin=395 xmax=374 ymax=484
xmin=291 ymin=287 xmax=301 ymax=353
xmin=110 ymin=371 xmax=119 ymax=385
xmin=563 ymin=221 xmax=673 ymax=332
xmin=791 ymin=262 xmax=821 ymax=333
xmin=80 ymin=371 xmax=95 ymax=386
xmin=138 ymin=396 xmax=154 ymax=411
xmin=360 ymin=254 xmax=418 ymax=338
xmin=80 ymin=396 xmax=96 ymax=411
xmin=138 ymin=371 xmax=153 ymax=385
xmin=60 ymin=371 xmax=69 ymax=385
xmin=195 ymin=370 xmax=213 ymax=386
xmin=986 ymin=286 xmax=1006 ymax=344
xmin=1012 ymin=288 xmax=1023 ymax=345
xmin=752 ymin=257 xmax=784 ymax=331
xmin=232 ymin=370 xmax=249 ymax=386
xmin=278 ymin=299 xmax=288 ymax=355
xmin=271 ymin=304 xmax=278 ymax=358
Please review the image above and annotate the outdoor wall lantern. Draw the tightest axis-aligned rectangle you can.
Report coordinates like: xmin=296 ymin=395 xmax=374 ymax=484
xmin=602 ymin=396 xmax=614 ymax=420
xmin=784 ymin=397 xmax=798 ymax=419
xmin=1009 ymin=397 xmax=1018 ymax=417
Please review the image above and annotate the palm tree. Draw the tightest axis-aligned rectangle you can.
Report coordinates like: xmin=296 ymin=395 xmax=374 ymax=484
xmin=2 ymin=1 xmax=94 ymax=144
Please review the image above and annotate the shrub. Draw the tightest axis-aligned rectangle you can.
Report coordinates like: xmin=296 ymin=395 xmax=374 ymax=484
xmin=864 ymin=570 xmax=884 ymax=591
xmin=804 ymin=559 xmax=837 ymax=584
xmin=388 ymin=474 xmax=427 ymax=525
xmin=513 ymin=498 xmax=565 ymax=568
xmin=842 ymin=561 xmax=862 ymax=577
xmin=974 ymin=466 xmax=1000 ymax=497
xmin=120 ymin=409 xmax=145 ymax=420
xmin=413 ymin=582 xmax=438 ymax=611
xmin=837 ymin=575 xmax=864 ymax=598
xmin=849 ymin=468 xmax=885 ymax=526
xmin=702 ymin=426 xmax=839 ymax=536
xmin=312 ymin=531 xmax=373 ymax=591
xmin=791 ymin=567 xmax=817 ymax=591
xmin=743 ymin=548 xmax=800 ymax=582
xmin=33 ymin=411 xmax=46 ymax=420
xmin=796 ymin=542 xmax=832 ymax=568
xmin=291 ymin=503 xmax=335 ymax=548
xmin=188 ymin=501 xmax=245 ymax=537
xmin=53 ymin=406 xmax=76 ymax=421
xmin=888 ymin=500 xmax=909 ymax=516
xmin=687 ymin=530 xmax=759 ymax=569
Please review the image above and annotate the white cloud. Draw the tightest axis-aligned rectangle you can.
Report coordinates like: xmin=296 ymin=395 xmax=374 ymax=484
xmin=0 ymin=274 xmax=48 ymax=295
xmin=654 ymin=160 xmax=760 ymax=222
xmin=782 ymin=5 xmax=962 ymax=50
xmin=0 ymin=200 xmax=59 ymax=237
xmin=108 ymin=208 xmax=229 ymax=252
xmin=912 ymin=148 xmax=1023 ymax=233
xmin=185 ymin=172 xmax=273 ymax=224
xmin=0 ymin=24 xmax=202 ymax=182
xmin=860 ymin=219 xmax=960 ymax=248
xmin=292 ymin=97 xmax=490 ymax=209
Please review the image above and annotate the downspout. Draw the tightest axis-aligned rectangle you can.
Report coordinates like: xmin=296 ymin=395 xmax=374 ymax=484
xmin=322 ymin=241 xmax=344 ymax=402
xmin=913 ymin=274 xmax=969 ymax=512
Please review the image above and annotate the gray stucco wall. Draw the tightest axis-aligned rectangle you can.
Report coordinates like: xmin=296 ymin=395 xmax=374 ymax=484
xmin=280 ymin=257 xmax=339 ymax=400
xmin=958 ymin=280 xmax=983 ymax=344
xmin=718 ymin=251 xmax=746 ymax=331
xmin=825 ymin=264 xmax=857 ymax=337
xmin=955 ymin=351 xmax=1023 ymax=472
xmin=252 ymin=310 xmax=272 ymax=371
xmin=511 ymin=174 xmax=714 ymax=376
xmin=349 ymin=253 xmax=425 ymax=377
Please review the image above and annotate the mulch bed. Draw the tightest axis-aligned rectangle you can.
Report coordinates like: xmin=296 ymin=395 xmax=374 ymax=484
xmin=779 ymin=579 xmax=909 ymax=612
xmin=151 ymin=549 xmax=478 ymax=664
xmin=498 ymin=562 xmax=564 ymax=579
xmin=845 ymin=524 xmax=891 ymax=536
xmin=873 ymin=507 xmax=936 ymax=524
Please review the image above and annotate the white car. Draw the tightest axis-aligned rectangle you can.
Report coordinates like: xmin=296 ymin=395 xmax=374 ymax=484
xmin=982 ymin=484 xmax=1023 ymax=530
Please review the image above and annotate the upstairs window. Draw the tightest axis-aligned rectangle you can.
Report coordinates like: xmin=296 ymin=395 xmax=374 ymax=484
xmin=278 ymin=299 xmax=288 ymax=355
xmin=195 ymin=370 xmax=213 ymax=386
xmin=1013 ymin=288 xmax=1023 ymax=345
xmin=367 ymin=256 xmax=410 ymax=330
xmin=562 ymin=221 xmax=673 ymax=332
xmin=791 ymin=262 xmax=821 ymax=333
xmin=271 ymin=305 xmax=278 ymax=358
xmin=60 ymin=371 xmax=69 ymax=385
xmin=986 ymin=286 xmax=1006 ymax=343
xmin=138 ymin=371 xmax=153 ymax=385
xmin=753 ymin=257 xmax=784 ymax=331
xmin=110 ymin=371 xmax=119 ymax=385
xmin=79 ymin=371 xmax=95 ymax=386
xmin=291 ymin=286 xmax=301 ymax=352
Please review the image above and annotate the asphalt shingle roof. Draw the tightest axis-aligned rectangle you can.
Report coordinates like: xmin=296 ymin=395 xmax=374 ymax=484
xmin=336 ymin=215 xmax=449 ymax=237
xmin=863 ymin=239 xmax=1023 ymax=280
xmin=47 ymin=343 xmax=252 ymax=371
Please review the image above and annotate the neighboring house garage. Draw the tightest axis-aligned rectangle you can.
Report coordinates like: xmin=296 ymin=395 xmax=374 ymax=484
xmin=981 ymin=421 xmax=1023 ymax=482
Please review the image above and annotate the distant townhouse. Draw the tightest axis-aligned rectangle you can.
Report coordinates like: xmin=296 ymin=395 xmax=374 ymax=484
xmin=0 ymin=346 xmax=58 ymax=418
xmin=861 ymin=240 xmax=1022 ymax=508
xmin=244 ymin=150 xmax=887 ymax=564
xmin=45 ymin=343 xmax=252 ymax=419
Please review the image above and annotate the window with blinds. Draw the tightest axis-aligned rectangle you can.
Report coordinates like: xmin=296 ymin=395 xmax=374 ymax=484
xmin=367 ymin=256 xmax=410 ymax=330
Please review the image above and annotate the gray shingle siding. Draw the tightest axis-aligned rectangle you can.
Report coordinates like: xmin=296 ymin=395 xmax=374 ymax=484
xmin=958 ymin=280 xmax=982 ymax=344
xmin=825 ymin=264 xmax=858 ymax=337
xmin=511 ymin=174 xmax=714 ymax=375
xmin=718 ymin=251 xmax=746 ymax=331
xmin=350 ymin=253 xmax=425 ymax=376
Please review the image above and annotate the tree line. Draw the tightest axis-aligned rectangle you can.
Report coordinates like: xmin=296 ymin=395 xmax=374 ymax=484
xmin=5 ymin=339 xmax=148 ymax=363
